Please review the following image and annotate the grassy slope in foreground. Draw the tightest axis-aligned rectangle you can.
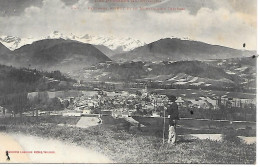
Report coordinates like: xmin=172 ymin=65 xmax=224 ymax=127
xmin=2 ymin=117 xmax=256 ymax=164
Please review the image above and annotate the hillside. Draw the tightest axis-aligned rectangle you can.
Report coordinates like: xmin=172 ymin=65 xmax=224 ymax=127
xmin=94 ymin=45 xmax=116 ymax=58
xmin=0 ymin=39 xmax=111 ymax=72
xmin=112 ymin=38 xmax=255 ymax=62
xmin=147 ymin=61 xmax=239 ymax=81
xmin=74 ymin=60 xmax=248 ymax=90
xmin=0 ymin=64 xmax=76 ymax=95
xmin=0 ymin=42 xmax=10 ymax=54
xmin=206 ymin=57 xmax=256 ymax=90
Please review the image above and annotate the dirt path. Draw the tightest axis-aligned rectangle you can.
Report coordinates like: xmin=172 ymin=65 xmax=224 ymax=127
xmin=0 ymin=132 xmax=112 ymax=163
xmin=76 ymin=117 xmax=101 ymax=128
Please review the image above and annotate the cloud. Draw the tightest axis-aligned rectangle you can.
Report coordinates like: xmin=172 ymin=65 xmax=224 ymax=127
xmin=0 ymin=0 xmax=256 ymax=50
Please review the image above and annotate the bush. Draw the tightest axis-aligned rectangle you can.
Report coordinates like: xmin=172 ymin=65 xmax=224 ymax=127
xmin=221 ymin=127 xmax=242 ymax=143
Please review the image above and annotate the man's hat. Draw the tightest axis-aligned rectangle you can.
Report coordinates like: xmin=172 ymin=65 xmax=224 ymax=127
xmin=167 ymin=95 xmax=177 ymax=102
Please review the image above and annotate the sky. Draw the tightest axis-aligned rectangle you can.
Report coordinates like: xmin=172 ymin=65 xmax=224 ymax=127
xmin=0 ymin=0 xmax=257 ymax=50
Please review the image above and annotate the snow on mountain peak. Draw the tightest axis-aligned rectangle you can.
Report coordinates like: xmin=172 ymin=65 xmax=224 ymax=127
xmin=78 ymin=34 xmax=146 ymax=51
xmin=0 ymin=31 xmax=145 ymax=52
xmin=169 ymin=36 xmax=191 ymax=41
xmin=0 ymin=35 xmax=22 ymax=50
xmin=47 ymin=31 xmax=65 ymax=39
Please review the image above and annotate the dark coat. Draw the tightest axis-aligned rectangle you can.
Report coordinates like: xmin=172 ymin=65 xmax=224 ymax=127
xmin=167 ymin=102 xmax=180 ymax=123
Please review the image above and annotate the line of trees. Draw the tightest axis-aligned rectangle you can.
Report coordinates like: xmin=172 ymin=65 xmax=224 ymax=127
xmin=0 ymin=65 xmax=76 ymax=117
xmin=0 ymin=92 xmax=66 ymax=117
xmin=0 ymin=93 xmax=29 ymax=117
xmin=179 ymin=106 xmax=256 ymax=122
xmin=0 ymin=65 xmax=76 ymax=95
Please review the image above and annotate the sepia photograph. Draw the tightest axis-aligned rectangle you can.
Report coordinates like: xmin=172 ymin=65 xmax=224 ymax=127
xmin=0 ymin=0 xmax=257 ymax=164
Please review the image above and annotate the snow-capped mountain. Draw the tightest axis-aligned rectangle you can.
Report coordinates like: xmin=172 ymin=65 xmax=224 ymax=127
xmin=0 ymin=36 xmax=21 ymax=50
xmin=80 ymin=34 xmax=145 ymax=52
xmin=0 ymin=35 xmax=36 ymax=51
xmin=46 ymin=31 xmax=79 ymax=41
xmin=0 ymin=31 xmax=145 ymax=52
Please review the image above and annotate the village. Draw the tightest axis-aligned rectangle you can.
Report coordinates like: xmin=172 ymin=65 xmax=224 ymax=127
xmin=0 ymin=84 xmax=255 ymax=120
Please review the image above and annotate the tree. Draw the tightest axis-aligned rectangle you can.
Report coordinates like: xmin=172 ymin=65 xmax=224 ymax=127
xmin=0 ymin=93 xmax=29 ymax=117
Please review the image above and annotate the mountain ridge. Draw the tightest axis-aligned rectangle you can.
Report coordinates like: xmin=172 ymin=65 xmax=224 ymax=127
xmin=0 ymin=39 xmax=111 ymax=72
xmin=112 ymin=38 xmax=255 ymax=62
xmin=0 ymin=31 xmax=145 ymax=53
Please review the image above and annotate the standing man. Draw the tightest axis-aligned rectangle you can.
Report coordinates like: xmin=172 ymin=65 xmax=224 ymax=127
xmin=167 ymin=95 xmax=179 ymax=144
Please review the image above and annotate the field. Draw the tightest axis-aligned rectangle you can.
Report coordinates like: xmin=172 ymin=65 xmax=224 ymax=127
xmin=148 ymin=88 xmax=256 ymax=99
xmin=0 ymin=116 xmax=256 ymax=164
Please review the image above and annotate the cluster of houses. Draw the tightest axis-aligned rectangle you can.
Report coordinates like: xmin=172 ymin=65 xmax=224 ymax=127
xmin=65 ymin=88 xmax=256 ymax=117
xmin=0 ymin=86 xmax=256 ymax=118
xmin=177 ymin=95 xmax=255 ymax=110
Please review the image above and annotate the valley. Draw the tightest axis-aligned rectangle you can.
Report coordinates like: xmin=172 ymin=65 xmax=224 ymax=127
xmin=0 ymin=33 xmax=256 ymax=164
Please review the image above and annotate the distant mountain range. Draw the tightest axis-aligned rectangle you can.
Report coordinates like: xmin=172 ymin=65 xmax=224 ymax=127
xmin=0 ymin=33 xmax=256 ymax=79
xmin=0 ymin=31 xmax=146 ymax=53
xmin=80 ymin=34 xmax=145 ymax=53
xmin=0 ymin=39 xmax=111 ymax=72
xmin=0 ymin=35 xmax=35 ymax=51
xmin=1 ymin=32 xmax=255 ymax=62
xmin=112 ymin=38 xmax=255 ymax=62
